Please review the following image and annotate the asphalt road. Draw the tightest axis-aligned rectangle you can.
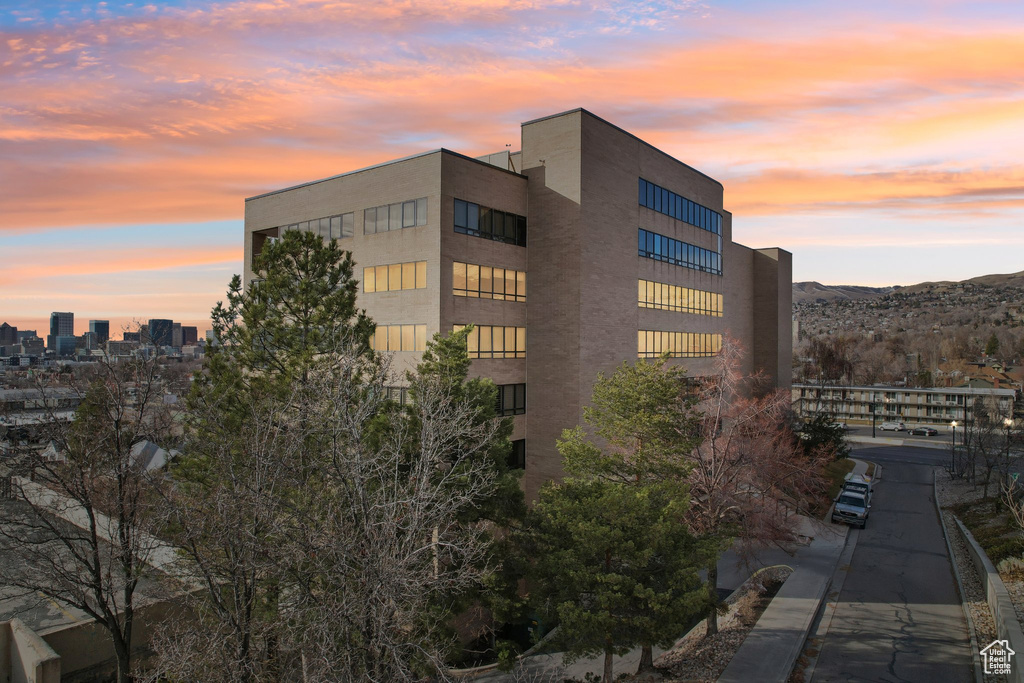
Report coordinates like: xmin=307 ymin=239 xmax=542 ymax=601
xmin=811 ymin=445 xmax=973 ymax=682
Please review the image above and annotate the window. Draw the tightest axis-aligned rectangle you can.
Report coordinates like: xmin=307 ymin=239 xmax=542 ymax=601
xmin=274 ymin=212 xmax=353 ymax=242
xmin=369 ymin=324 xmax=427 ymax=352
xmin=638 ymin=330 xmax=722 ymax=358
xmin=638 ymin=279 xmax=722 ymax=316
xmin=508 ymin=439 xmax=526 ymax=470
xmin=385 ymin=386 xmax=412 ymax=405
xmin=453 ymin=324 xmax=526 ymax=359
xmin=364 ymin=198 xmax=428 ymax=235
xmin=638 ymin=178 xmax=722 ymax=236
xmin=496 ymin=383 xmax=526 ymax=415
xmin=453 ymin=261 xmax=526 ymax=301
xmin=363 ymin=261 xmax=427 ymax=293
xmin=638 ymin=229 xmax=722 ymax=275
xmin=454 ymin=199 xmax=527 ymax=247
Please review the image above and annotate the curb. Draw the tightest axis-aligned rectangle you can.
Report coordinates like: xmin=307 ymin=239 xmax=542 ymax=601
xmin=717 ymin=528 xmax=846 ymax=683
xmin=933 ymin=470 xmax=984 ymax=683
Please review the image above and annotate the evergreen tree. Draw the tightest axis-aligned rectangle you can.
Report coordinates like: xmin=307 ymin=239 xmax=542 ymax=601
xmin=525 ymin=358 xmax=708 ymax=682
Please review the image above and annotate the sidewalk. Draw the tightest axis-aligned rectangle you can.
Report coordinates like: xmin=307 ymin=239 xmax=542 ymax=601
xmin=472 ymin=460 xmax=867 ymax=682
xmin=718 ymin=457 xmax=869 ymax=682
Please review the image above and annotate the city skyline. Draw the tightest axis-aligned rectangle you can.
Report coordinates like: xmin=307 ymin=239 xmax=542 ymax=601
xmin=3 ymin=0 xmax=1024 ymax=333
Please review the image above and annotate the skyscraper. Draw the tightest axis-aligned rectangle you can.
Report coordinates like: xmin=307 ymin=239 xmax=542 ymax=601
xmin=0 ymin=322 xmax=17 ymax=348
xmin=49 ymin=312 xmax=74 ymax=351
xmin=147 ymin=319 xmax=174 ymax=347
xmin=89 ymin=320 xmax=110 ymax=346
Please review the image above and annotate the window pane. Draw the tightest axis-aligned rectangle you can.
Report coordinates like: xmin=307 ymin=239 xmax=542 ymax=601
xmin=364 ymin=209 xmax=375 ymax=234
xmin=402 ymin=324 xmax=414 ymax=351
xmin=479 ymin=207 xmax=492 ymax=235
xmin=480 ymin=266 xmax=492 ymax=296
xmin=453 ymin=262 xmax=467 ymax=293
xmin=330 ymin=215 xmax=341 ymax=240
xmin=403 ymin=201 xmax=415 ymax=228
xmin=639 ymin=179 xmax=646 ymax=206
xmin=467 ymin=326 xmax=478 ymax=356
xmin=415 ymin=324 xmax=426 ymax=350
xmin=389 ymin=263 xmax=402 ymax=290
xmin=504 ymin=327 xmax=515 ymax=358
xmin=374 ymin=326 xmax=387 ymax=351
xmin=364 ymin=267 xmax=376 ymax=293
xmin=388 ymin=326 xmax=401 ymax=351
xmin=516 ymin=327 xmax=526 ymax=355
xmin=467 ymin=264 xmax=479 ymax=296
xmin=467 ymin=203 xmax=479 ymax=230
xmin=376 ymin=206 xmax=387 ymax=233
xmin=342 ymin=212 xmax=354 ymax=237
xmin=517 ymin=215 xmax=527 ymax=246
xmin=505 ymin=270 xmax=516 ymax=300
xmin=479 ymin=326 xmax=492 ymax=354
xmin=455 ymin=199 xmax=468 ymax=228
xmin=318 ymin=217 xmax=329 ymax=238
xmin=376 ymin=265 xmax=388 ymax=291
xmin=638 ymin=330 xmax=646 ymax=354
xmin=416 ymin=198 xmax=427 ymax=226
xmin=389 ymin=203 xmax=401 ymax=231
xmin=505 ymin=213 xmax=516 ymax=240
xmin=517 ymin=271 xmax=526 ymax=300
xmin=402 ymin=262 xmax=415 ymax=290
xmin=416 ymin=261 xmax=426 ymax=289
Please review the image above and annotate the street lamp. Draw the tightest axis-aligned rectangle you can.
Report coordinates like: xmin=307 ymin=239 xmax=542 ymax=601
xmin=951 ymin=420 xmax=959 ymax=474
xmin=1005 ymin=417 xmax=1015 ymax=487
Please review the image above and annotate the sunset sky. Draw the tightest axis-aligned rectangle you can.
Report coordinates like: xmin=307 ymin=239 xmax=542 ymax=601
xmin=3 ymin=0 xmax=1023 ymax=336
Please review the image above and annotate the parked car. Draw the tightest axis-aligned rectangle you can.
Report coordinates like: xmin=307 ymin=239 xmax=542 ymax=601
xmin=879 ymin=421 xmax=906 ymax=432
xmin=832 ymin=489 xmax=870 ymax=528
xmin=842 ymin=473 xmax=873 ymax=503
xmin=910 ymin=426 xmax=938 ymax=436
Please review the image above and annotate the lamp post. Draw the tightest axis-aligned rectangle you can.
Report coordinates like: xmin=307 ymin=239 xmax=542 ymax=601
xmin=1006 ymin=417 xmax=1015 ymax=487
xmin=951 ymin=420 xmax=958 ymax=475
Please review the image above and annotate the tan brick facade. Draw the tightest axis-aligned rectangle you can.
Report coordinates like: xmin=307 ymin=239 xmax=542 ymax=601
xmin=244 ymin=109 xmax=791 ymax=501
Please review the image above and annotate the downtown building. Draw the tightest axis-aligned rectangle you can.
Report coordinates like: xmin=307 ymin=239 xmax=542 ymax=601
xmin=244 ymin=109 xmax=792 ymax=499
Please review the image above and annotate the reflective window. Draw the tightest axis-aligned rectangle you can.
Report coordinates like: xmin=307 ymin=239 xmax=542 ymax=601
xmin=638 ymin=178 xmax=722 ymax=236
xmin=369 ymin=324 xmax=428 ymax=352
xmin=638 ymin=330 xmax=722 ymax=358
xmin=453 ymin=261 xmax=526 ymax=301
xmin=453 ymin=324 xmax=526 ymax=359
xmin=496 ymin=384 xmax=526 ymax=416
xmin=278 ymin=212 xmax=354 ymax=241
xmin=364 ymin=197 xmax=428 ymax=235
xmin=363 ymin=261 xmax=427 ymax=292
xmin=454 ymin=199 xmax=527 ymax=247
xmin=638 ymin=229 xmax=722 ymax=275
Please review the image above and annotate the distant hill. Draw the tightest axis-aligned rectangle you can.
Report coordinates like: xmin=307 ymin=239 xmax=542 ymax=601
xmin=792 ymin=281 xmax=891 ymax=303
xmin=793 ymin=270 xmax=1024 ymax=303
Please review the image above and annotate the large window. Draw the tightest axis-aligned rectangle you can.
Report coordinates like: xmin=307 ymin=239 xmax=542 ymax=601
xmin=637 ymin=330 xmax=721 ymax=358
xmin=364 ymin=261 xmax=427 ymax=293
xmin=638 ymin=229 xmax=721 ymax=275
xmin=638 ymin=280 xmax=723 ymax=317
xmin=638 ymin=178 xmax=721 ymax=236
xmin=497 ymin=384 xmax=526 ymax=415
xmin=280 ymin=212 xmax=355 ymax=240
xmin=508 ymin=439 xmax=526 ymax=470
xmin=454 ymin=324 xmax=526 ymax=359
xmin=371 ymin=324 xmax=427 ymax=352
xmin=453 ymin=262 xmax=526 ymax=302
xmin=454 ymin=199 xmax=527 ymax=247
xmin=364 ymin=198 xmax=427 ymax=235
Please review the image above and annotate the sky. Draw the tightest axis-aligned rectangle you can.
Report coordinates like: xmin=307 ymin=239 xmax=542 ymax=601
xmin=3 ymin=0 xmax=1024 ymax=336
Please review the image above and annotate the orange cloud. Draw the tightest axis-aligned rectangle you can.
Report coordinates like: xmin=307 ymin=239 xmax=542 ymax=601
xmin=0 ymin=246 xmax=241 ymax=287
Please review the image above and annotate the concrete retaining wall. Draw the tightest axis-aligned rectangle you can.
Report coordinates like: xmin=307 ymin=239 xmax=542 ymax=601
xmin=1 ymin=619 xmax=60 ymax=683
xmin=954 ymin=518 xmax=1024 ymax=683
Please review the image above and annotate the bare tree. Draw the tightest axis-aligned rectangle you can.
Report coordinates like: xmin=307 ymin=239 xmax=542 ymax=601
xmin=0 ymin=355 xmax=175 ymax=683
xmin=683 ymin=338 xmax=830 ymax=636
